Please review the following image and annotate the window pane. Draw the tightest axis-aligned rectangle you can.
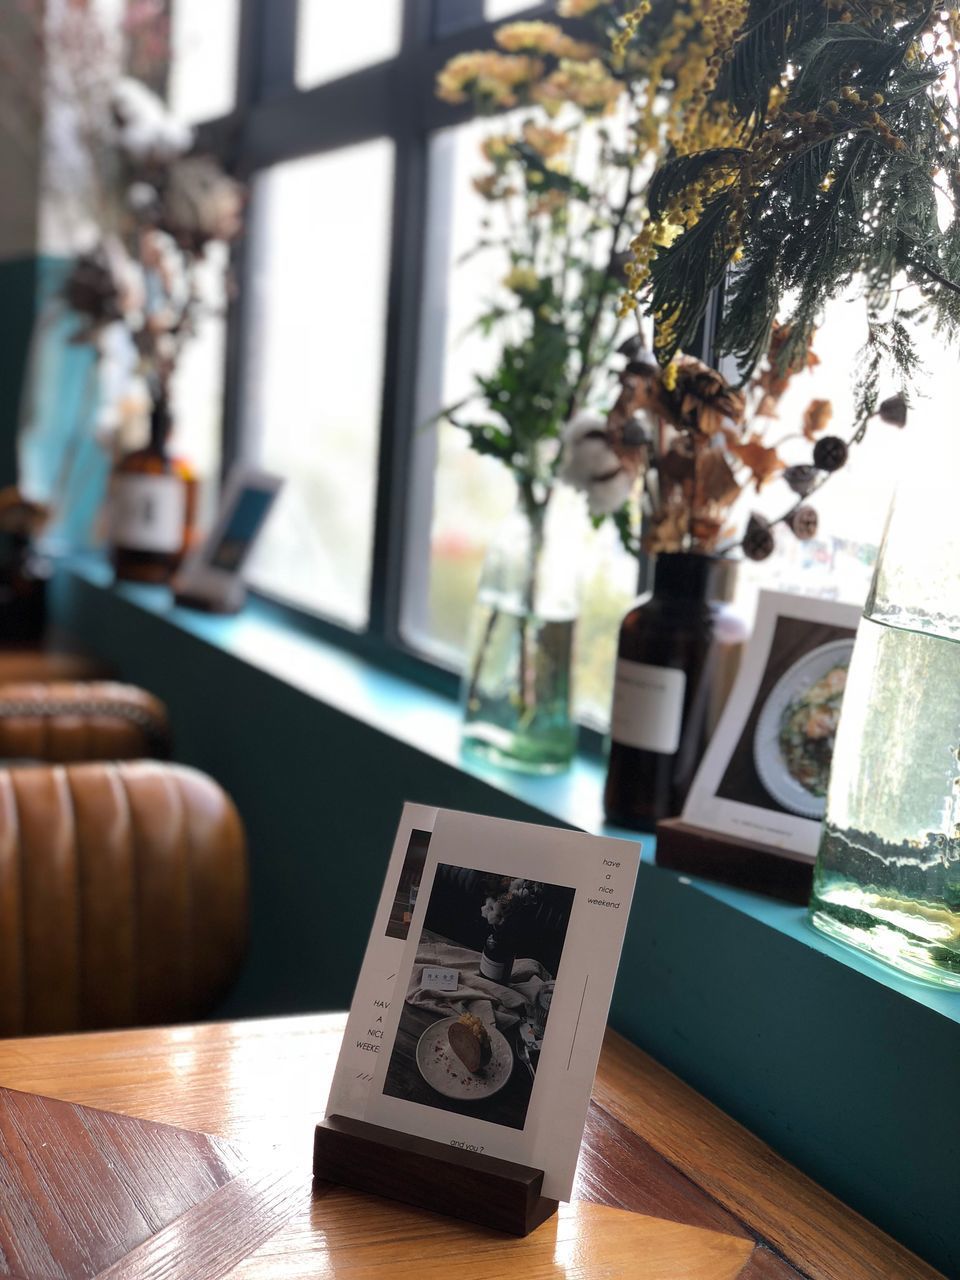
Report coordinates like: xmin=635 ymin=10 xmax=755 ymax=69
xmin=169 ymin=242 xmax=227 ymax=528
xmin=242 ymin=142 xmax=395 ymax=629
xmin=167 ymin=0 xmax=240 ymax=124
xmin=485 ymin=0 xmax=538 ymax=18
xmin=728 ymin=282 xmax=958 ymax=617
xmin=402 ymin=120 xmax=638 ymax=728
xmin=296 ymin=0 xmax=402 ymax=89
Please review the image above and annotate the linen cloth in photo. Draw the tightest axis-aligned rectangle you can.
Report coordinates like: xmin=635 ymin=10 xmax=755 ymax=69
xmin=407 ymin=931 xmax=551 ymax=1033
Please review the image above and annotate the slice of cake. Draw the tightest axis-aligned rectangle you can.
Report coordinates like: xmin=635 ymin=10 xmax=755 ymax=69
xmin=447 ymin=1013 xmax=492 ymax=1073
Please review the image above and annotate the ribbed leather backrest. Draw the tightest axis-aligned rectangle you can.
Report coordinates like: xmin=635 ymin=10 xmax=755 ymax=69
xmin=0 ymin=682 xmax=171 ymax=762
xmin=0 ymin=761 xmax=248 ymax=1036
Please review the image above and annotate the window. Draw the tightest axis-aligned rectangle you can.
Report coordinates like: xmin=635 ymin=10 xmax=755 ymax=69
xmin=485 ymin=0 xmax=539 ymax=16
xmin=731 ymin=283 xmax=958 ymax=619
xmin=182 ymin=1 xmax=955 ymax=749
xmin=167 ymin=0 xmax=240 ymax=125
xmin=241 ymin=141 xmax=395 ymax=628
xmin=168 ymin=243 xmax=227 ymax=528
xmin=295 ymin=0 xmax=403 ymax=89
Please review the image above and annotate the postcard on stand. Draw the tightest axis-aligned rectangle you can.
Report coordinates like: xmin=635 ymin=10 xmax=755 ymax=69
xmin=326 ymin=805 xmax=640 ymax=1202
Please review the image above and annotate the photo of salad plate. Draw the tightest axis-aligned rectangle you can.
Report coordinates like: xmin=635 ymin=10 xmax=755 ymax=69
xmin=753 ymin=639 xmax=854 ymax=818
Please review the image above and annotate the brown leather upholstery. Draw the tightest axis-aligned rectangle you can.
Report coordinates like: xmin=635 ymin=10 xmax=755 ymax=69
xmin=0 ymin=761 xmax=248 ymax=1036
xmin=0 ymin=682 xmax=171 ymax=762
xmin=0 ymin=648 xmax=110 ymax=686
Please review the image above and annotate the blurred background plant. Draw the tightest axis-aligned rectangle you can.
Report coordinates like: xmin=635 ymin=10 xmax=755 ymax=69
xmin=3 ymin=0 xmax=243 ymax=548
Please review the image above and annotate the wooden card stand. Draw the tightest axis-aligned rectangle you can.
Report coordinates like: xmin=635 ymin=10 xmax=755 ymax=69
xmin=655 ymin=818 xmax=814 ymax=905
xmin=314 ymin=1114 xmax=559 ymax=1236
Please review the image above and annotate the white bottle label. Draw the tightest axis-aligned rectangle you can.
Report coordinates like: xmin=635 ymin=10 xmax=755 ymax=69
xmin=111 ymin=475 xmax=185 ymax=554
xmin=610 ymin=659 xmax=686 ymax=754
xmin=479 ymin=953 xmax=511 ymax=983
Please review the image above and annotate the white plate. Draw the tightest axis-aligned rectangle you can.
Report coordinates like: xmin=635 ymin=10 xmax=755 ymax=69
xmin=415 ymin=1016 xmax=514 ymax=1101
xmin=753 ymin=638 xmax=854 ymax=819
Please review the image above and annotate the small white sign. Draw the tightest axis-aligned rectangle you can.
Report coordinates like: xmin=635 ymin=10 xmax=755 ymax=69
xmin=422 ymin=967 xmax=459 ymax=992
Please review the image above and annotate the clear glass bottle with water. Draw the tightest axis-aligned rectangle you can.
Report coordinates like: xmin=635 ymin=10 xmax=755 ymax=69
xmin=810 ymin=429 xmax=960 ymax=985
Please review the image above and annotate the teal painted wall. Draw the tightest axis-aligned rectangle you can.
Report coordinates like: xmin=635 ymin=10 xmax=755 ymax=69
xmin=51 ymin=565 xmax=960 ymax=1277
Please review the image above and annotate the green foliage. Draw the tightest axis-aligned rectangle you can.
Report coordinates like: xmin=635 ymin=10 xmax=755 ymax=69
xmin=628 ymin=1 xmax=960 ymax=387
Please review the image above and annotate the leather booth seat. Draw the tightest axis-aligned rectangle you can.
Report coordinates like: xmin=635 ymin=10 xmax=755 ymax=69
xmin=0 ymin=681 xmax=171 ymax=762
xmin=0 ymin=761 xmax=248 ymax=1036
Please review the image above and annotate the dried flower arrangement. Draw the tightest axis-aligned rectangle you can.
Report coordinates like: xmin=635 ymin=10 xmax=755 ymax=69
xmin=480 ymin=877 xmax=544 ymax=936
xmin=561 ymin=324 xmax=908 ymax=559
xmin=5 ymin=2 xmax=243 ymax=441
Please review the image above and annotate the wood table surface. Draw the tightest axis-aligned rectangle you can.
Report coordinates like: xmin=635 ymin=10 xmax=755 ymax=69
xmin=0 ymin=1014 xmax=942 ymax=1280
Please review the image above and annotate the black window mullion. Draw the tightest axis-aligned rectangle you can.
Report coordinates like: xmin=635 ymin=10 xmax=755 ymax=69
xmin=367 ymin=0 xmax=432 ymax=642
xmin=256 ymin=0 xmax=298 ymax=99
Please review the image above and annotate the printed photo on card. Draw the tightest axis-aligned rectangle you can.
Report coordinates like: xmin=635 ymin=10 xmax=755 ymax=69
xmin=381 ymin=865 xmax=576 ymax=1131
xmin=682 ymin=591 xmax=861 ymax=859
xmin=362 ymin=809 xmax=640 ymax=1201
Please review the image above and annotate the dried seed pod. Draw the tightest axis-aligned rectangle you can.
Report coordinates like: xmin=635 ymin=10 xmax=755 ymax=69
xmin=658 ymin=447 xmax=694 ymax=482
xmin=878 ymin=392 xmax=907 ymax=427
xmin=787 ymin=505 xmax=819 ymax=541
xmin=743 ymin=514 xmax=775 ymax=561
xmin=783 ymin=464 xmax=818 ymax=496
xmin=813 ymin=435 xmax=848 ymax=472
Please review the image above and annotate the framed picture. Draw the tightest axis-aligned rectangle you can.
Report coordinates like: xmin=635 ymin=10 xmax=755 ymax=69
xmin=171 ymin=465 xmax=283 ymax=612
xmin=681 ymin=590 xmax=862 ymax=861
xmin=328 ymin=806 xmax=640 ymax=1202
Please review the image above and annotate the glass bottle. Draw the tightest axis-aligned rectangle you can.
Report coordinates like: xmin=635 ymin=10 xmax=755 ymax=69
xmin=479 ymin=930 xmax=515 ymax=984
xmin=461 ymin=493 xmax=579 ymax=774
xmin=809 ymin=434 xmax=960 ymax=986
xmin=603 ymin=552 xmax=719 ymax=830
xmin=110 ymin=395 xmax=197 ymax=584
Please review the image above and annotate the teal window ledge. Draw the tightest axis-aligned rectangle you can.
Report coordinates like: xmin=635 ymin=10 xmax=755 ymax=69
xmin=49 ymin=555 xmax=960 ymax=1278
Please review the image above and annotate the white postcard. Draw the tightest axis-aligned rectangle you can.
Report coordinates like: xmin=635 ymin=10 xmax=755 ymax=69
xmin=682 ymin=590 xmax=861 ymax=859
xmin=326 ymin=807 xmax=639 ymax=1203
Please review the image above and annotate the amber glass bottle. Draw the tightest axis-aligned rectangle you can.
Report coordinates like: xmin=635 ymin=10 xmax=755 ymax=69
xmin=603 ymin=552 xmax=718 ymax=831
xmin=110 ymin=397 xmax=197 ymax=584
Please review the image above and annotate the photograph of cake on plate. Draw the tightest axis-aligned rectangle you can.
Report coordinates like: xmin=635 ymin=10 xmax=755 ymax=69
xmin=381 ymin=865 xmax=575 ymax=1130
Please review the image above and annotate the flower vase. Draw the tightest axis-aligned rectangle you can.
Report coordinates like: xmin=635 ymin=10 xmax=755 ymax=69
xmin=460 ymin=494 xmax=578 ymax=774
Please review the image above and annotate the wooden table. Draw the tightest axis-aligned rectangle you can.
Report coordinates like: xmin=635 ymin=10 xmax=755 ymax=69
xmin=0 ymin=1014 xmax=942 ymax=1280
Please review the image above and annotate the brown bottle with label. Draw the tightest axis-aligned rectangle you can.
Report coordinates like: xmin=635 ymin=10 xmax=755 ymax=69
xmin=110 ymin=396 xmax=197 ymax=584
xmin=603 ymin=552 xmax=718 ymax=831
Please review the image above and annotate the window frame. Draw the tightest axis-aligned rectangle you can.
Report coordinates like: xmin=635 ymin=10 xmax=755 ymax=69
xmin=190 ymin=0 xmax=638 ymax=739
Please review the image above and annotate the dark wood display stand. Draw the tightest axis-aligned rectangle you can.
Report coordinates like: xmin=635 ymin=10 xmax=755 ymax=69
xmin=655 ymin=818 xmax=814 ymax=905
xmin=313 ymin=1114 xmax=559 ymax=1236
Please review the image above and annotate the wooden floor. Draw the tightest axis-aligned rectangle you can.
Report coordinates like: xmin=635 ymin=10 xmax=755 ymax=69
xmin=0 ymin=1014 xmax=942 ymax=1280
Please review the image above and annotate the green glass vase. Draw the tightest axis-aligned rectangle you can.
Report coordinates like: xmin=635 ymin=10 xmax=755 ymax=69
xmin=460 ymin=493 xmax=579 ymax=774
